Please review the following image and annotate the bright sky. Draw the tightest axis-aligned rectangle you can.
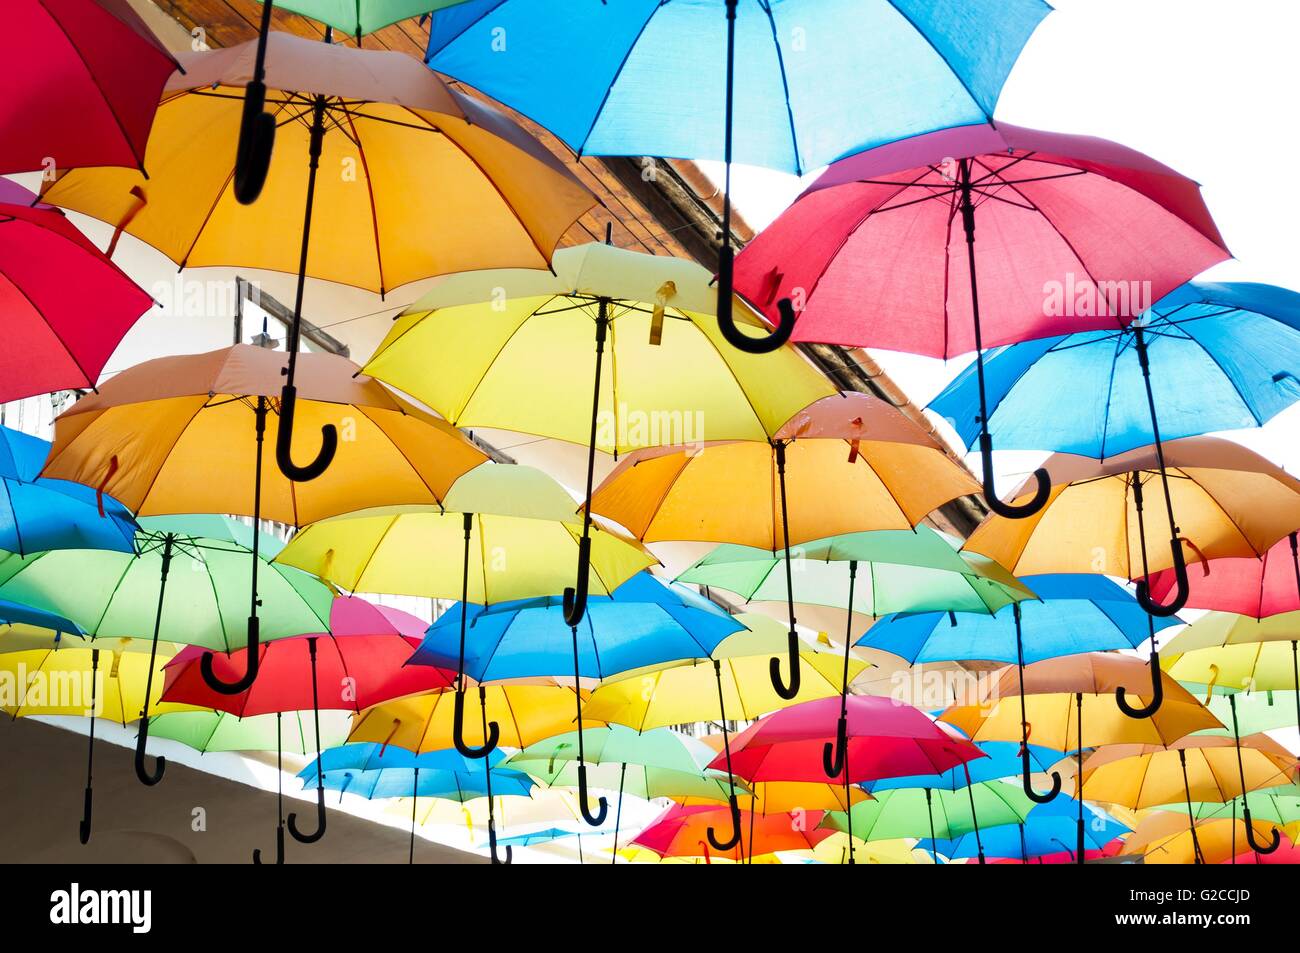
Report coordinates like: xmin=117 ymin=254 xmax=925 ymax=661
xmin=706 ymin=0 xmax=1300 ymax=488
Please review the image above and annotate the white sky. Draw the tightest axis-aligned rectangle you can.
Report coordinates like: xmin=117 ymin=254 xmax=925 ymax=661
xmin=706 ymin=0 xmax=1300 ymax=487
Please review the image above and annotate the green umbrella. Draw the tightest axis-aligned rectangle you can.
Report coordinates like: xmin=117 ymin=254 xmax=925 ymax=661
xmin=148 ymin=709 xmax=352 ymax=755
xmin=259 ymin=1 xmax=468 ymax=40
xmin=0 ymin=515 xmax=332 ymax=801
xmin=1183 ymin=786 xmax=1300 ymax=825
xmin=1196 ymin=691 xmax=1300 ymax=737
xmin=820 ymin=782 xmax=1036 ymax=843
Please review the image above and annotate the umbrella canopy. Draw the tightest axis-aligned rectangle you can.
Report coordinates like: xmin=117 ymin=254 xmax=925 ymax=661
xmin=424 ymin=0 xmax=1049 ymax=173
xmin=0 ymin=425 xmax=137 ymax=555
xmin=1147 ymin=532 xmax=1300 ymax=619
xmin=273 ymin=465 xmax=654 ymax=603
xmin=1163 ymin=637 xmax=1300 ymax=694
xmin=1078 ymin=736 xmax=1296 ymax=809
xmin=0 ymin=516 xmax=333 ymax=654
xmin=0 ymin=601 xmax=85 ymax=641
xmin=589 ymin=392 xmax=979 ymax=547
xmin=865 ymin=741 xmax=1068 ymax=793
xmin=677 ymin=781 xmax=871 ymax=815
xmin=147 ymin=708 xmax=352 ymax=755
xmin=160 ymin=633 xmax=454 ymax=717
xmin=822 ymin=782 xmax=1035 ymax=842
xmin=941 ymin=653 xmax=1223 ymax=749
xmin=39 ymin=344 xmax=487 ymax=527
xmin=1199 ymin=690 xmax=1299 ymax=737
xmin=298 ymin=744 xmax=534 ymax=801
xmin=964 ymin=438 xmax=1300 ymax=578
xmin=349 ymin=683 xmax=602 ymax=754
xmin=506 ymin=724 xmax=718 ymax=777
xmin=362 ymin=242 xmax=835 ymax=453
xmin=714 ymin=695 xmax=984 ymax=786
xmin=514 ymin=758 xmax=737 ymax=804
xmin=678 ymin=526 xmax=1034 ymax=616
xmin=407 ymin=573 xmax=744 ymax=681
xmin=39 ymin=32 xmax=594 ymax=293
xmin=0 ymin=186 xmax=154 ymax=403
xmin=1 ymin=0 xmax=178 ymax=173
xmin=930 ymin=282 xmax=1300 ymax=458
xmin=632 ymin=802 xmax=831 ymax=862
xmin=1122 ymin=811 xmax=1280 ymax=865
xmin=581 ymin=614 xmax=870 ymax=731
xmin=271 ymin=0 xmax=468 ymax=37
xmin=858 ymin=573 xmax=1174 ymax=665
xmin=735 ymin=123 xmax=1228 ymax=356
xmin=922 ymin=797 xmax=1128 ymax=861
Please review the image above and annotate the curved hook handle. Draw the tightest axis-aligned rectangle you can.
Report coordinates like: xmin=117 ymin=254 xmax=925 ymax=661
xmin=78 ymin=786 xmax=93 ymax=845
xmin=1116 ymin=649 xmax=1165 ymax=719
xmin=287 ymin=785 xmax=326 ymax=844
xmin=716 ymin=253 xmax=796 ymax=354
xmin=822 ymin=714 xmax=847 ymax=779
xmin=576 ymin=764 xmax=609 ymax=827
xmin=252 ymin=825 xmax=285 ymax=865
xmin=705 ymin=794 xmax=743 ymax=852
xmin=488 ymin=823 xmax=513 ymax=865
xmin=1020 ymin=746 xmax=1062 ymax=804
xmin=200 ymin=617 xmax=261 ymax=695
xmin=452 ymin=689 xmax=499 ymax=759
xmin=276 ymin=383 xmax=337 ymax=483
xmin=234 ymin=80 xmax=276 ymax=206
xmin=981 ymin=433 xmax=1051 ymax=519
xmin=1135 ymin=538 xmax=1190 ymax=618
xmin=769 ymin=629 xmax=803 ymax=700
xmin=133 ymin=719 xmax=166 ymax=786
xmin=563 ymin=535 xmax=592 ymax=627
xmin=1243 ymin=806 xmax=1281 ymax=854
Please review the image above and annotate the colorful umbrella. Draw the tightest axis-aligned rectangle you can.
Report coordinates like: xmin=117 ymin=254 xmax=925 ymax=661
xmin=736 ymin=122 xmax=1229 ymax=515
xmin=0 ymin=184 xmax=154 ymax=403
xmin=632 ymin=802 xmax=831 ymax=863
xmin=425 ymin=0 xmax=1051 ymax=351
xmin=821 ymin=782 xmax=1035 ymax=846
xmin=42 ymin=31 xmax=592 ymax=493
xmin=1148 ymin=532 xmax=1300 ymax=620
xmin=147 ymin=709 xmax=352 ymax=755
xmin=932 ymin=281 xmax=1300 ymax=617
xmin=263 ymin=0 xmax=467 ymax=40
xmin=0 ymin=425 xmax=136 ymax=555
xmin=40 ymin=344 xmax=485 ymax=693
xmin=1 ymin=0 xmax=178 ymax=173
xmin=1122 ymin=811 xmax=1280 ymax=865
xmin=921 ymin=798 xmax=1128 ymax=863
xmin=0 ymin=600 xmax=85 ymax=640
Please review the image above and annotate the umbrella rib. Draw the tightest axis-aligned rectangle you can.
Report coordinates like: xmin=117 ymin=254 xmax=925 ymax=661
xmin=759 ymin=0 xmax=805 ymax=175
xmin=1096 ymin=333 xmax=1125 ymax=461
xmin=340 ymin=108 xmax=387 ymax=296
xmin=1177 ymin=318 xmax=1268 ymax=427
xmin=0 ymin=267 xmax=100 ymax=392
xmin=880 ymin=0 xmax=995 ymax=122
xmin=571 ymin=1 xmax=662 ymax=158
xmin=453 ymin=296 xmax=562 ymax=427
xmin=0 ymin=479 xmax=24 ymax=556
xmin=355 ymin=405 xmax=461 ymax=508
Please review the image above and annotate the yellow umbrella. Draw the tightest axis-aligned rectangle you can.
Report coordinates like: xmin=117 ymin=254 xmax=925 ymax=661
xmin=812 ymin=832 xmax=935 ymax=865
xmin=362 ymin=241 xmax=835 ymax=632
xmin=1121 ymin=810 xmax=1282 ymax=865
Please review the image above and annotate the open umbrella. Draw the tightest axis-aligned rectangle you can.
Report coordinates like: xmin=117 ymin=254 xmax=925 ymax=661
xmin=0 ymin=184 xmax=154 ymax=403
xmin=148 ymin=708 xmax=351 ymax=755
xmin=0 ymin=426 xmax=136 ymax=555
xmin=362 ymin=240 xmax=834 ymax=634
xmin=41 ymin=31 xmax=593 ymax=491
xmin=276 ymin=464 xmax=653 ymax=768
xmin=425 ymin=0 xmax=1051 ymax=351
xmin=859 ymin=573 xmax=1179 ymax=800
xmin=1122 ymin=811 xmax=1280 ymax=865
xmin=736 ymin=123 xmax=1229 ymax=516
xmin=1148 ymin=531 xmax=1300 ymax=620
xmin=2 ymin=0 xmax=178 ymax=174
xmin=590 ymin=390 xmax=980 ymax=696
xmin=632 ymin=802 xmax=831 ymax=863
xmin=932 ymin=281 xmax=1300 ymax=617
xmin=821 ymin=782 xmax=1034 ymax=848
xmin=921 ymin=797 xmax=1128 ymax=863
xmin=40 ymin=344 xmax=486 ymax=694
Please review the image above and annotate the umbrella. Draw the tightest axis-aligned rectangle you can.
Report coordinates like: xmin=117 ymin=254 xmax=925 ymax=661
xmin=0 ymin=601 xmax=85 ymax=641
xmin=0 ymin=515 xmax=333 ymax=800
xmin=736 ymin=123 xmax=1229 ymax=516
xmin=1148 ymin=532 xmax=1300 ymax=620
xmin=41 ymin=31 xmax=593 ymax=492
xmin=40 ymin=344 xmax=486 ymax=693
xmin=0 ymin=639 xmax=193 ymax=843
xmin=258 ymin=1 xmax=467 ymax=42
xmin=591 ymin=390 xmax=980 ymax=694
xmin=276 ymin=463 xmax=653 ymax=766
xmin=0 ymin=425 xmax=137 ymax=555
xmin=922 ymin=797 xmax=1128 ymax=863
xmin=361 ymin=240 xmax=835 ymax=632
xmin=821 ymin=782 xmax=1035 ymax=846
xmin=147 ymin=709 xmax=352 ymax=755
xmin=632 ymin=802 xmax=831 ymax=863
xmin=941 ymin=653 xmax=1223 ymax=863
xmin=425 ymin=0 xmax=1051 ymax=351
xmin=964 ymin=437 xmax=1300 ymax=711
xmin=1122 ymin=811 xmax=1280 ymax=865
xmin=1 ymin=0 xmax=178 ymax=173
xmin=932 ymin=281 xmax=1300 ymax=617
xmin=859 ymin=573 xmax=1179 ymax=799
xmin=0 ymin=185 xmax=154 ymax=404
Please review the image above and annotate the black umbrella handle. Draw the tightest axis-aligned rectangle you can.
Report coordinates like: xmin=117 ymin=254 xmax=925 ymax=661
xmin=1116 ymin=648 xmax=1165 ymax=719
xmin=822 ymin=714 xmax=847 ymax=779
xmin=452 ymin=688 xmax=499 ymax=759
xmin=133 ymin=717 xmax=166 ymax=786
xmin=980 ymin=433 xmax=1051 ymax=519
xmin=233 ymin=1 xmax=276 ymax=205
xmin=487 ymin=821 xmax=513 ymax=865
xmin=716 ymin=251 xmax=796 ymax=354
xmin=253 ymin=824 xmax=285 ymax=865
xmin=1243 ymin=804 xmax=1281 ymax=854
xmin=562 ymin=536 xmax=592 ymax=627
xmin=275 ymin=383 xmax=337 ymax=482
xmin=287 ymin=785 xmax=326 ymax=844
xmin=705 ymin=794 xmax=743 ymax=852
xmin=769 ymin=628 xmax=802 ymax=700
xmin=78 ymin=786 xmax=93 ymax=846
xmin=1134 ymin=537 xmax=1190 ymax=617
xmin=199 ymin=616 xmax=261 ymax=694
xmin=576 ymin=764 xmax=609 ymax=827
xmin=1020 ymin=744 xmax=1062 ymax=804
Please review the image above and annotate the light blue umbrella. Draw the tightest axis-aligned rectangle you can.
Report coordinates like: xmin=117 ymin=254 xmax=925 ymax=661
xmin=0 ymin=597 xmax=84 ymax=636
xmin=930 ymin=282 xmax=1300 ymax=620
xmin=426 ymin=0 xmax=1050 ymax=354
xmin=0 ymin=425 xmax=136 ymax=555
xmin=921 ymin=797 xmax=1129 ymax=862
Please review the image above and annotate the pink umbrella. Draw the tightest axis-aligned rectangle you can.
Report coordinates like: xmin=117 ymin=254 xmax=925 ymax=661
xmin=1148 ymin=531 xmax=1300 ymax=619
xmin=0 ymin=181 xmax=153 ymax=403
xmin=1 ymin=0 xmax=179 ymax=174
xmin=735 ymin=122 xmax=1229 ymax=520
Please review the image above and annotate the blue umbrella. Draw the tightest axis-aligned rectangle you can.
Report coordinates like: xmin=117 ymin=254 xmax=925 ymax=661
xmin=0 ymin=425 xmax=136 ymax=555
xmin=930 ymin=282 xmax=1300 ymax=622
xmin=862 ymin=574 xmax=1178 ymax=805
xmin=426 ymin=0 xmax=1050 ymax=353
xmin=864 ymin=741 xmax=1067 ymax=793
xmin=921 ymin=797 xmax=1129 ymax=862
xmin=0 ymin=596 xmax=84 ymax=636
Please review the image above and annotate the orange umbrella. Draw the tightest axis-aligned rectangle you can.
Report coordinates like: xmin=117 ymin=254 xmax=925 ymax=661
xmin=631 ymin=802 xmax=833 ymax=863
xmin=1121 ymin=810 xmax=1283 ymax=865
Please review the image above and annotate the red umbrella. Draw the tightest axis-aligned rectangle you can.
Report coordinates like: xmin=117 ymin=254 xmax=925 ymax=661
xmin=1148 ymin=531 xmax=1300 ymax=619
xmin=735 ymin=122 xmax=1229 ymax=520
xmin=1 ymin=0 xmax=179 ymax=174
xmin=631 ymin=803 xmax=833 ymax=863
xmin=0 ymin=182 xmax=153 ymax=402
